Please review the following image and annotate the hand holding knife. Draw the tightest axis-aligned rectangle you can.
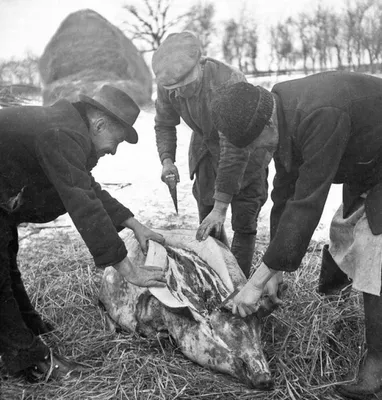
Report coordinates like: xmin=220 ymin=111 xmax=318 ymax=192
xmin=165 ymin=173 xmax=178 ymax=214
xmin=219 ymin=287 xmax=241 ymax=310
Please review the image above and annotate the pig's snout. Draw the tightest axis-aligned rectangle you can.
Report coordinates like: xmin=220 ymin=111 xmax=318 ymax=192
xmin=236 ymin=358 xmax=273 ymax=390
xmin=250 ymin=371 xmax=273 ymax=391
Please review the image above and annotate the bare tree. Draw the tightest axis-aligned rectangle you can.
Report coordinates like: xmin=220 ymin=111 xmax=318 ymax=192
xmin=0 ymin=55 xmax=40 ymax=86
xmin=293 ymin=13 xmax=316 ymax=74
xmin=122 ymin=0 xmax=190 ymax=52
xmin=361 ymin=2 xmax=382 ymax=72
xmin=222 ymin=19 xmax=238 ymax=65
xmin=270 ymin=19 xmax=294 ymax=72
xmin=222 ymin=9 xmax=259 ymax=73
xmin=269 ymin=27 xmax=281 ymax=71
xmin=244 ymin=25 xmax=258 ymax=73
xmin=313 ymin=6 xmax=332 ymax=70
xmin=327 ymin=12 xmax=344 ymax=69
xmin=343 ymin=0 xmax=373 ymax=70
xmin=183 ymin=2 xmax=216 ymax=54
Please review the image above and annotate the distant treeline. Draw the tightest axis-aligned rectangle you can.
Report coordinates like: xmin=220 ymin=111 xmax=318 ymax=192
xmin=2 ymin=0 xmax=382 ymax=87
xmin=0 ymin=56 xmax=40 ymax=87
xmin=123 ymin=0 xmax=382 ymax=75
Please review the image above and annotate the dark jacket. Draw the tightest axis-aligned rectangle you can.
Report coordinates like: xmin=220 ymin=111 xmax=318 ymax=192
xmin=154 ymin=57 xmax=246 ymax=198
xmin=0 ymin=100 xmax=133 ymax=267
xmin=261 ymin=71 xmax=382 ymax=272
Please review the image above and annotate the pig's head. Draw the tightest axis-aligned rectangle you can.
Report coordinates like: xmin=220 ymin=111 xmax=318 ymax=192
xmin=209 ymin=309 xmax=272 ymax=389
xmin=160 ymin=304 xmax=273 ymax=390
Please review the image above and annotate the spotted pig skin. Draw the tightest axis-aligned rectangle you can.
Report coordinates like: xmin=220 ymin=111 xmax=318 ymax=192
xmin=99 ymin=230 xmax=273 ymax=389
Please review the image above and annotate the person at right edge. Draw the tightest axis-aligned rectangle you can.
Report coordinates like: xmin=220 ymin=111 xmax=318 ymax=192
xmin=200 ymin=72 xmax=382 ymax=399
xmin=152 ymin=31 xmax=271 ymax=279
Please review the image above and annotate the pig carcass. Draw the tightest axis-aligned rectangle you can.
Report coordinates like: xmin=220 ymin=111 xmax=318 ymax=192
xmin=98 ymin=231 xmax=274 ymax=389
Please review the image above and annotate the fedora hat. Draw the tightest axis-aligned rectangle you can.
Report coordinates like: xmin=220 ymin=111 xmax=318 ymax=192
xmin=79 ymin=85 xmax=140 ymax=144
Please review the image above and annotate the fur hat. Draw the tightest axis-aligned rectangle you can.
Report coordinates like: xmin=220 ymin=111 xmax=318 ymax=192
xmin=152 ymin=31 xmax=202 ymax=89
xmin=79 ymin=85 xmax=140 ymax=144
xmin=211 ymin=82 xmax=274 ymax=148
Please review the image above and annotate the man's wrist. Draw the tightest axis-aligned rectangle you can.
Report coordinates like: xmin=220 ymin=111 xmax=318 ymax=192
xmin=213 ymin=199 xmax=229 ymax=215
xmin=248 ymin=262 xmax=277 ymax=290
xmin=162 ymin=158 xmax=174 ymax=166
xmin=114 ymin=256 xmax=134 ymax=280
xmin=122 ymin=216 xmax=141 ymax=230
xmin=214 ymin=191 xmax=233 ymax=204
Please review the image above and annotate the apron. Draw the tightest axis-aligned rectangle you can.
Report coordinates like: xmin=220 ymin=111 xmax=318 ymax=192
xmin=329 ymin=200 xmax=382 ymax=296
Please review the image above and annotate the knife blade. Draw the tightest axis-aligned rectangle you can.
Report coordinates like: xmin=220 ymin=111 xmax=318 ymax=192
xmin=165 ymin=174 xmax=178 ymax=214
xmin=219 ymin=287 xmax=241 ymax=309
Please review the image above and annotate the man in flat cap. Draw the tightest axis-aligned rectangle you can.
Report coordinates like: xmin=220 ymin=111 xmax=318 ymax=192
xmin=207 ymin=72 xmax=382 ymax=399
xmin=0 ymin=85 xmax=166 ymax=382
xmin=152 ymin=31 xmax=271 ymax=278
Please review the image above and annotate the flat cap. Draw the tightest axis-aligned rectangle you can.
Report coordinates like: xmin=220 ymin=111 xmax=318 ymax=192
xmin=152 ymin=31 xmax=202 ymax=88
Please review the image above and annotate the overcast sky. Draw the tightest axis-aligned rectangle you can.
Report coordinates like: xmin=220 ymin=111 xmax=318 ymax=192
xmin=0 ymin=0 xmax=342 ymax=65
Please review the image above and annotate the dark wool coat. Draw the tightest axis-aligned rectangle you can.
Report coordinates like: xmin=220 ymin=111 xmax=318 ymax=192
xmin=0 ymin=100 xmax=133 ymax=267
xmin=262 ymin=71 xmax=382 ymax=272
xmin=154 ymin=56 xmax=246 ymax=199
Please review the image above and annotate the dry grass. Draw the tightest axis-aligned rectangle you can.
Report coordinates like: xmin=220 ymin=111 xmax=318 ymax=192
xmin=0 ymin=228 xmax=364 ymax=400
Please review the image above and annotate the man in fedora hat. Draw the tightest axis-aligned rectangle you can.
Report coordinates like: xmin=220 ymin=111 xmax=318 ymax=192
xmin=152 ymin=31 xmax=271 ymax=278
xmin=205 ymin=73 xmax=382 ymax=398
xmin=0 ymin=85 xmax=166 ymax=382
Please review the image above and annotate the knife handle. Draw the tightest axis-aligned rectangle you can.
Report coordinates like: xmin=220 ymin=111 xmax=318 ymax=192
xmin=165 ymin=174 xmax=177 ymax=190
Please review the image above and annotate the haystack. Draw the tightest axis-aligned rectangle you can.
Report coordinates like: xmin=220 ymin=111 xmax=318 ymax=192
xmin=39 ymin=9 xmax=152 ymax=106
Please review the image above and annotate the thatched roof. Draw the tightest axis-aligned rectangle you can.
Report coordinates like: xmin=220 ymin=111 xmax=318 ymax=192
xmin=39 ymin=9 xmax=152 ymax=106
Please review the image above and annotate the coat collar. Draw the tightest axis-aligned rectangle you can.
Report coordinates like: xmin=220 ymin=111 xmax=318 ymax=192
xmin=53 ymin=99 xmax=98 ymax=170
xmin=71 ymin=101 xmax=90 ymax=129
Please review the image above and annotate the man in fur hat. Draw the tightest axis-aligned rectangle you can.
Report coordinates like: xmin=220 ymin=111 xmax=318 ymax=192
xmin=205 ymin=72 xmax=382 ymax=399
xmin=152 ymin=31 xmax=271 ymax=279
xmin=0 ymin=85 xmax=166 ymax=382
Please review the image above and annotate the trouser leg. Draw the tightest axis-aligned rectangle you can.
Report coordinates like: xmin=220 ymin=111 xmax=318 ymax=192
xmin=0 ymin=217 xmax=49 ymax=374
xmin=230 ymin=148 xmax=269 ymax=278
xmin=364 ymin=292 xmax=382 ymax=357
xmin=9 ymin=225 xmax=36 ymax=312
xmin=336 ymin=292 xmax=382 ymax=398
xmin=8 ymin=226 xmax=52 ymax=335
xmin=230 ymin=232 xmax=257 ymax=279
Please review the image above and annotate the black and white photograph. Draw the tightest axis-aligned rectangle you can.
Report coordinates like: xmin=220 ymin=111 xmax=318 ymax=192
xmin=1 ymin=0 xmax=382 ymax=399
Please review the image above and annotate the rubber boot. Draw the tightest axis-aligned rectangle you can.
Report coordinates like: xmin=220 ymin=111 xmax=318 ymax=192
xmin=336 ymin=292 xmax=382 ymax=399
xmin=230 ymin=232 xmax=256 ymax=279
xmin=318 ymin=244 xmax=352 ymax=296
xmin=24 ymin=351 xmax=87 ymax=382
